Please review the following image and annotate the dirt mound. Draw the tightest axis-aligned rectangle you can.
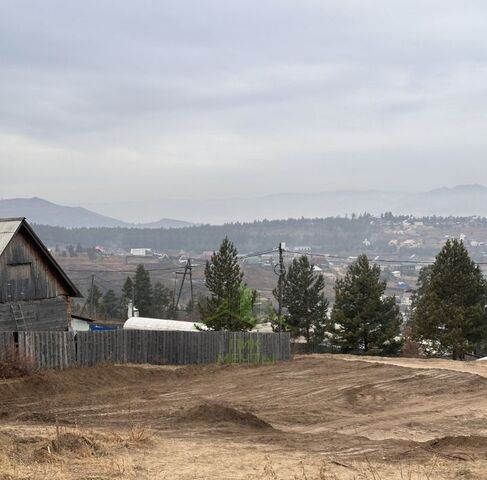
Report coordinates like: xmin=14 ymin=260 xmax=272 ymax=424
xmin=426 ymin=435 xmax=487 ymax=459
xmin=178 ymin=402 xmax=274 ymax=430
xmin=0 ymin=364 xmax=193 ymax=404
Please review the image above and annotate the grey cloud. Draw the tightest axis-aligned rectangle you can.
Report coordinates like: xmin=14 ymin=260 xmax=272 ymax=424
xmin=1 ymin=0 xmax=487 ymax=221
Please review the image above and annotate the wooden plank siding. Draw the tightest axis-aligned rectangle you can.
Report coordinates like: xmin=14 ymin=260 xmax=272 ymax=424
xmin=17 ymin=331 xmax=76 ymax=369
xmin=0 ymin=297 xmax=70 ymax=331
xmin=0 ymin=331 xmax=291 ymax=369
xmin=74 ymin=331 xmax=291 ymax=366
xmin=0 ymin=230 xmax=71 ymax=303
xmin=0 ymin=220 xmax=79 ymax=331
xmin=0 ymin=331 xmax=15 ymax=360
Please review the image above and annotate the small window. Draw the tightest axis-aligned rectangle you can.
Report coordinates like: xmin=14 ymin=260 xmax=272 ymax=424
xmin=7 ymin=263 xmax=32 ymax=300
xmin=8 ymin=264 xmax=31 ymax=279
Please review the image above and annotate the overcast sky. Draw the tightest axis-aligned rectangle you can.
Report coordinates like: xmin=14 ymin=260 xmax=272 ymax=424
xmin=2 ymin=0 xmax=487 ymax=220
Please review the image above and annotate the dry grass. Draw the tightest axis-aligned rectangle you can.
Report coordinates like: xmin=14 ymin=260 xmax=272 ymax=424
xmin=253 ymin=458 xmax=451 ymax=480
xmin=0 ymin=346 xmax=36 ymax=379
xmin=3 ymin=356 xmax=487 ymax=479
xmin=126 ymin=423 xmax=154 ymax=444
xmin=0 ymin=424 xmax=155 ymax=480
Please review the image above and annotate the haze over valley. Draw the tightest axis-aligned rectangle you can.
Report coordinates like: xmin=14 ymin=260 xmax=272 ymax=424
xmin=3 ymin=184 xmax=487 ymax=227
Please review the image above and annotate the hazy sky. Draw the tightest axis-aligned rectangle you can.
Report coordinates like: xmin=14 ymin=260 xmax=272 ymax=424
xmin=2 ymin=0 xmax=487 ymax=217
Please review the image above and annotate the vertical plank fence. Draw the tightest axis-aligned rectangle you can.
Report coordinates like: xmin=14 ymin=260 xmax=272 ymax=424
xmin=17 ymin=331 xmax=76 ymax=369
xmin=0 ymin=330 xmax=291 ymax=370
xmin=0 ymin=331 xmax=15 ymax=360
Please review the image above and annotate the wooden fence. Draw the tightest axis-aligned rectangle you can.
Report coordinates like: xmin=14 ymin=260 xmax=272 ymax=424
xmin=0 ymin=331 xmax=15 ymax=361
xmin=0 ymin=330 xmax=291 ymax=370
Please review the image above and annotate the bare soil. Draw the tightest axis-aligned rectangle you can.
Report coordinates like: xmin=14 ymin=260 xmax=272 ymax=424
xmin=1 ymin=354 xmax=487 ymax=479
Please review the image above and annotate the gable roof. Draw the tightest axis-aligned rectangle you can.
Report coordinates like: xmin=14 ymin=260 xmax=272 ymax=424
xmin=0 ymin=218 xmax=22 ymax=257
xmin=0 ymin=217 xmax=82 ymax=298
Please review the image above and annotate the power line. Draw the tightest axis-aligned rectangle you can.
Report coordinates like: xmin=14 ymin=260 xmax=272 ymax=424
xmin=284 ymin=249 xmax=487 ymax=266
xmin=238 ymin=248 xmax=277 ymax=259
xmin=285 ymin=250 xmax=433 ymax=265
xmin=64 ymin=265 xmax=189 ymax=274
xmin=64 ymin=249 xmax=277 ymax=275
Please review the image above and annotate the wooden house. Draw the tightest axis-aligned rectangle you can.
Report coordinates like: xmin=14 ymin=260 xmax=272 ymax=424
xmin=0 ymin=218 xmax=81 ymax=331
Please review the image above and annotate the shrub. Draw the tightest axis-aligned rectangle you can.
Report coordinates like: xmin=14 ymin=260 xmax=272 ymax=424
xmin=0 ymin=345 xmax=36 ymax=378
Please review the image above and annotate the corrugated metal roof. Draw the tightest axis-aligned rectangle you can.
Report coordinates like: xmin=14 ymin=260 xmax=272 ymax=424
xmin=0 ymin=218 xmax=23 ymax=256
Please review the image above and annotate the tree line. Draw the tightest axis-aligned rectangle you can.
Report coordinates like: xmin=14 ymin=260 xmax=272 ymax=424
xmin=198 ymin=237 xmax=487 ymax=359
xmin=33 ymin=213 xmax=487 ymax=255
xmin=82 ymin=234 xmax=487 ymax=359
xmin=83 ymin=265 xmax=178 ymax=321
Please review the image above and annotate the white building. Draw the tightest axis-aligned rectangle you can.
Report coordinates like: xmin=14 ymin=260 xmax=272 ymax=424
xmin=70 ymin=314 xmax=93 ymax=332
xmin=130 ymin=248 xmax=153 ymax=256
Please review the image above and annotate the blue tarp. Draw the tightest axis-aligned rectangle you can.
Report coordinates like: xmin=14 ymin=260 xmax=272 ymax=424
xmin=89 ymin=324 xmax=118 ymax=331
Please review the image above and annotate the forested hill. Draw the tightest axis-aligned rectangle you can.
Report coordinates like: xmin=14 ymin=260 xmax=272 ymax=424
xmin=33 ymin=214 xmax=487 ymax=256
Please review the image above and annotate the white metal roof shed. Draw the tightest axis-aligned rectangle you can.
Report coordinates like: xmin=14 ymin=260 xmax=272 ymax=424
xmin=123 ymin=317 xmax=205 ymax=332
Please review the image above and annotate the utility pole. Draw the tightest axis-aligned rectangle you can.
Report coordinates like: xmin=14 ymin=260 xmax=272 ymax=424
xmin=277 ymin=242 xmax=285 ymax=332
xmin=172 ymin=271 xmax=178 ymax=319
xmin=89 ymin=274 xmax=95 ymax=318
xmin=188 ymin=259 xmax=194 ymax=322
xmin=175 ymin=261 xmax=190 ymax=312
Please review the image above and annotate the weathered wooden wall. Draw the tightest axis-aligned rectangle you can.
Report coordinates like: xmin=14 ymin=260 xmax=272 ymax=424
xmin=0 ymin=297 xmax=70 ymax=331
xmin=0 ymin=331 xmax=15 ymax=360
xmin=1 ymin=331 xmax=291 ymax=369
xmin=0 ymin=231 xmax=70 ymax=303
xmin=18 ymin=331 xmax=75 ymax=369
xmin=0 ymin=228 xmax=72 ymax=331
xmin=77 ymin=330 xmax=291 ymax=366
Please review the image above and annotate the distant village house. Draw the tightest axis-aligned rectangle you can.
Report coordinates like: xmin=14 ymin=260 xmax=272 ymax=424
xmin=130 ymin=248 xmax=153 ymax=257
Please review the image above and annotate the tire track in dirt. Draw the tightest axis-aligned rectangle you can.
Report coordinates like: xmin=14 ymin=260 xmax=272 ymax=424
xmin=2 ymin=355 xmax=487 ymax=478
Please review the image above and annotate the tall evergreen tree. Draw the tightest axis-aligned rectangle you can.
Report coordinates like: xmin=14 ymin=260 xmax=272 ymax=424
xmin=120 ymin=276 xmax=134 ymax=318
xmin=238 ymin=286 xmax=258 ymax=330
xmin=281 ymin=255 xmax=329 ymax=350
xmin=86 ymin=284 xmax=102 ymax=317
xmin=166 ymin=295 xmax=177 ymax=320
xmin=199 ymin=237 xmax=256 ymax=330
xmin=133 ymin=264 xmax=153 ymax=317
xmin=328 ymin=254 xmax=402 ymax=355
xmin=412 ymin=239 xmax=487 ymax=359
xmin=152 ymin=281 xmax=172 ymax=318
xmin=101 ymin=289 xmax=120 ymax=319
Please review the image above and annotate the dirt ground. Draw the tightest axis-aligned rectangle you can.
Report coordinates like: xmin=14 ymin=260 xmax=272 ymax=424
xmin=1 ymin=354 xmax=487 ymax=479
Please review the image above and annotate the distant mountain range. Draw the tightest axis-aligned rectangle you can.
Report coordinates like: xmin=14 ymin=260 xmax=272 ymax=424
xmin=88 ymin=184 xmax=487 ymax=224
xmin=2 ymin=185 xmax=487 ymax=228
xmin=0 ymin=197 xmax=193 ymax=229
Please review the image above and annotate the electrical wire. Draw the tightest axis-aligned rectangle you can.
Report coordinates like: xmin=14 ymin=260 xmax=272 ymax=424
xmin=284 ymin=249 xmax=487 ymax=266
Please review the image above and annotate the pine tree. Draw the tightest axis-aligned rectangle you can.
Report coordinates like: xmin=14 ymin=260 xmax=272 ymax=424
xmin=328 ymin=254 xmax=402 ymax=355
xmin=411 ymin=239 xmax=487 ymax=359
xmin=152 ymin=281 xmax=172 ymax=318
xmin=166 ymin=295 xmax=177 ymax=320
xmin=281 ymin=255 xmax=329 ymax=350
xmin=120 ymin=277 xmax=134 ymax=318
xmin=86 ymin=284 xmax=102 ymax=317
xmin=133 ymin=264 xmax=153 ymax=317
xmin=238 ymin=286 xmax=258 ymax=330
xmin=199 ymin=237 xmax=256 ymax=331
xmin=101 ymin=289 xmax=120 ymax=319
